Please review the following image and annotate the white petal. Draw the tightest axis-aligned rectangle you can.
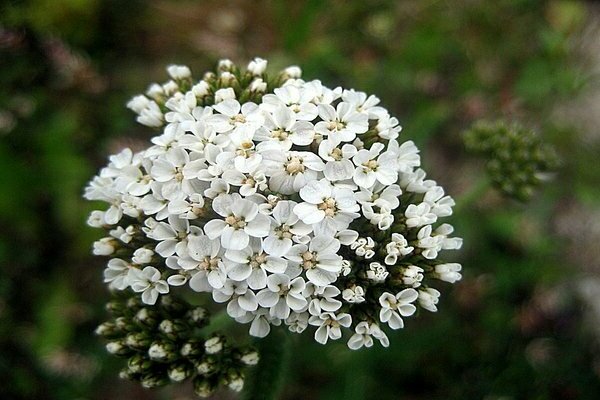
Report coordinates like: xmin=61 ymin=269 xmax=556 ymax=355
xmin=221 ymin=227 xmax=249 ymax=250
xmin=204 ymin=219 xmax=227 ymax=240
xmin=227 ymin=263 xmax=252 ymax=281
xmin=263 ymin=236 xmax=293 ymax=257
xmin=314 ymin=325 xmax=329 ymax=344
xmin=244 ymin=214 xmax=271 ymax=238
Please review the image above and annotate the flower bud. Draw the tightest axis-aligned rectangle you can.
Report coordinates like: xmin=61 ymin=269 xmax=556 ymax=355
xmin=148 ymin=341 xmax=177 ymax=362
xmin=247 ymin=57 xmax=267 ymax=75
xmin=193 ymin=377 xmax=216 ymax=398
xmin=167 ymin=361 xmax=194 ymax=382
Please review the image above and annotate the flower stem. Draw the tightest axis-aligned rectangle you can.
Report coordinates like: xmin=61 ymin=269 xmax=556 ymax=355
xmin=242 ymin=327 xmax=291 ymax=400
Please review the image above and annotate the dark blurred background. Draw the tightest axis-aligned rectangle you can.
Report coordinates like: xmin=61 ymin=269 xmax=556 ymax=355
xmin=2 ymin=0 xmax=600 ymax=399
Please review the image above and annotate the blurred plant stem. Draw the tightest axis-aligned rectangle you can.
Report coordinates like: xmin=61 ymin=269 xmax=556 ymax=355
xmin=243 ymin=327 xmax=291 ymax=400
xmin=453 ymin=177 xmax=490 ymax=215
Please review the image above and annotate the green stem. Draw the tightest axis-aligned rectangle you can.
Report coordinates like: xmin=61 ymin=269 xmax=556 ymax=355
xmin=242 ymin=327 xmax=291 ymax=400
xmin=453 ymin=177 xmax=490 ymax=215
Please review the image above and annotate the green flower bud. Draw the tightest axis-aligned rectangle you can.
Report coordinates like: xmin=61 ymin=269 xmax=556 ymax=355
xmin=167 ymin=361 xmax=194 ymax=382
xmin=106 ymin=340 xmax=132 ymax=356
xmin=193 ymin=376 xmax=217 ymax=398
xmin=148 ymin=340 xmax=178 ymax=362
xmin=180 ymin=339 xmax=205 ymax=358
xmin=186 ymin=306 xmax=209 ymax=326
xmin=239 ymin=349 xmax=260 ymax=366
xmin=158 ymin=319 xmax=189 ymax=341
xmin=223 ymin=369 xmax=245 ymax=392
xmin=134 ymin=307 xmax=159 ymax=329
xmin=140 ymin=370 xmax=169 ymax=388
xmin=105 ymin=300 xmax=126 ymax=316
xmin=127 ymin=354 xmax=153 ymax=374
xmin=160 ymin=295 xmax=188 ymax=317
xmin=95 ymin=322 xmax=121 ymax=338
xmin=204 ymin=335 xmax=225 ymax=355
xmin=125 ymin=331 xmax=152 ymax=350
xmin=195 ymin=355 xmax=217 ymax=376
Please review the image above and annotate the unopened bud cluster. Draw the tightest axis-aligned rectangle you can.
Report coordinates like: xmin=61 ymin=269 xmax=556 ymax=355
xmin=96 ymin=294 xmax=257 ymax=397
xmin=464 ymin=120 xmax=559 ymax=201
xmin=86 ymin=57 xmax=463 ymax=353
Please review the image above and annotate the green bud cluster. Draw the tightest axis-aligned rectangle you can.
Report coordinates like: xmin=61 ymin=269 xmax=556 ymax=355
xmin=96 ymin=294 xmax=259 ymax=397
xmin=463 ymin=120 xmax=560 ymax=201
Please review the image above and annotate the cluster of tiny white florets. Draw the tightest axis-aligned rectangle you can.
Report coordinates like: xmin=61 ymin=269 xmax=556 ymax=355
xmin=86 ymin=58 xmax=463 ymax=350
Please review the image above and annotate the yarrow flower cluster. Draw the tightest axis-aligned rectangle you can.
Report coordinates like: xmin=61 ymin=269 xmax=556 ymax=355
xmin=86 ymin=57 xmax=463 ymax=353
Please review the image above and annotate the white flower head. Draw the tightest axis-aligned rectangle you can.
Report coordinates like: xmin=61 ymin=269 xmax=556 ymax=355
xmin=87 ymin=58 xmax=463 ymax=351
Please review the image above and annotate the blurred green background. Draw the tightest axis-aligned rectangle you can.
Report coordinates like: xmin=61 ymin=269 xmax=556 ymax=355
xmin=2 ymin=0 xmax=600 ymax=399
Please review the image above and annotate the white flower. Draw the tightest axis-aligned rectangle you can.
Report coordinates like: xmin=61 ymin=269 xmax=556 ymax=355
xmin=263 ymin=200 xmax=312 ymax=257
xmin=378 ymin=288 xmax=418 ymax=330
xmin=238 ymin=308 xmax=273 ymax=338
xmin=309 ymin=312 xmax=352 ymax=344
xmin=424 ymin=186 xmax=455 ymax=217
xmin=247 ymin=57 xmax=268 ymax=75
xmin=136 ymin=101 xmax=163 ymax=127
xmin=204 ymin=194 xmax=271 ymax=250
xmin=168 ymin=193 xmax=206 ymax=219
xmin=143 ymin=215 xmax=202 ymax=257
xmin=315 ymin=102 xmax=368 ymax=143
xmin=435 ymin=263 xmax=462 ymax=283
xmin=127 ymin=95 xmax=151 ymax=114
xmin=400 ymin=265 xmax=424 ymax=287
xmin=261 ymin=85 xmax=318 ymax=121
xmin=366 ymin=262 xmax=388 ymax=283
xmin=282 ymin=66 xmax=302 ymax=79
xmin=418 ymin=288 xmax=441 ymax=312
xmin=93 ymin=238 xmax=116 ymax=256
xmin=416 ymin=225 xmax=444 ymax=260
xmin=262 ymin=150 xmax=324 ymax=194
xmin=132 ymin=248 xmax=154 ymax=264
xmin=305 ymin=283 xmax=342 ymax=315
xmin=352 ymin=142 xmax=398 ymax=188
xmin=214 ymin=87 xmax=236 ymax=103
xmin=130 ymin=266 xmax=169 ymax=305
xmin=384 ymin=233 xmax=414 ymax=265
xmin=179 ymin=120 xmax=229 ymax=153
xmin=222 ymin=166 xmax=267 ymax=197
xmin=342 ymin=285 xmax=366 ymax=304
xmin=255 ymin=105 xmax=315 ymax=149
xmin=213 ymin=280 xmax=258 ymax=318
xmin=256 ymin=274 xmax=307 ymax=319
xmin=347 ymin=321 xmax=374 ymax=350
xmin=249 ymin=78 xmax=267 ymax=93
xmin=150 ymin=147 xmax=205 ymax=200
xmin=350 ymin=237 xmax=376 ymax=259
xmin=318 ymin=140 xmax=357 ymax=181
xmin=374 ymin=112 xmax=402 ymax=140
xmin=405 ymin=202 xmax=437 ymax=228
xmin=104 ymin=258 xmax=136 ymax=290
xmin=286 ymin=312 xmax=309 ymax=333
xmin=388 ymin=139 xmax=420 ymax=173
xmin=294 ymin=179 xmax=359 ymax=234
xmin=185 ymin=234 xmax=228 ymax=290
xmin=167 ymin=64 xmax=191 ymax=80
xmin=209 ymin=99 xmax=264 ymax=135
xmin=286 ymin=236 xmax=343 ymax=286
xmin=224 ymin=238 xmax=287 ymax=290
